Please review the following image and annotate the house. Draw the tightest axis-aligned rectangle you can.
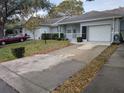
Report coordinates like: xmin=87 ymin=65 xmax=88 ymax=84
xmin=23 ymin=7 xmax=124 ymax=43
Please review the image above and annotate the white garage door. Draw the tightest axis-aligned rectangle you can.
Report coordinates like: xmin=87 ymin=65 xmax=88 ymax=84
xmin=89 ymin=25 xmax=111 ymax=42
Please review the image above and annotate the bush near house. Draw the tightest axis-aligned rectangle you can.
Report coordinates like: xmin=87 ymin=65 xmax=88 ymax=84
xmin=77 ymin=37 xmax=83 ymax=42
xmin=42 ymin=33 xmax=65 ymax=40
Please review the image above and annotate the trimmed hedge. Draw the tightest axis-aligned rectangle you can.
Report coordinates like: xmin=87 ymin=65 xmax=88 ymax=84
xmin=42 ymin=33 xmax=65 ymax=40
xmin=11 ymin=47 xmax=25 ymax=58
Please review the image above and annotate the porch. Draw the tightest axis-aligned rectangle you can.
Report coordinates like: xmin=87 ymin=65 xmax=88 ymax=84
xmin=59 ymin=23 xmax=82 ymax=42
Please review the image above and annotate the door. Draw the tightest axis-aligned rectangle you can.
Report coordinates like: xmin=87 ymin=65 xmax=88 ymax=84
xmin=88 ymin=25 xmax=111 ymax=42
xmin=82 ymin=26 xmax=87 ymax=39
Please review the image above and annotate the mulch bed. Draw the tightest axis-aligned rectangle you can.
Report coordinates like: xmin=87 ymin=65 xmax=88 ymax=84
xmin=52 ymin=44 xmax=118 ymax=93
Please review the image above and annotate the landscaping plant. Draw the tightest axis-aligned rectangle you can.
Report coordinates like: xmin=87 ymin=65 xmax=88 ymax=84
xmin=11 ymin=47 xmax=25 ymax=58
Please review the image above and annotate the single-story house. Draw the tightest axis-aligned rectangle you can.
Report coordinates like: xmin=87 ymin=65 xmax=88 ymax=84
xmin=23 ymin=17 xmax=63 ymax=40
xmin=23 ymin=7 xmax=124 ymax=43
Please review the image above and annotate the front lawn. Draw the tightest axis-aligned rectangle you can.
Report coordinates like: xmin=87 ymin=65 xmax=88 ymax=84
xmin=0 ymin=40 xmax=70 ymax=62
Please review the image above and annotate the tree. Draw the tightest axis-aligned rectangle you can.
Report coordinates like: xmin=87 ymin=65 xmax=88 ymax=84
xmin=24 ymin=17 xmax=44 ymax=40
xmin=0 ymin=0 xmax=52 ymax=37
xmin=48 ymin=0 xmax=84 ymax=18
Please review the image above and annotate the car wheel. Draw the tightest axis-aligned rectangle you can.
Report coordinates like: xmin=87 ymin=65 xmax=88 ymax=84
xmin=2 ymin=42 xmax=5 ymax=45
xmin=20 ymin=39 xmax=24 ymax=42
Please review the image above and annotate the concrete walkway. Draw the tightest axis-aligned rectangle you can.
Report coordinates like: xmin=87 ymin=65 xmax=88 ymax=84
xmin=83 ymin=44 xmax=124 ymax=93
xmin=0 ymin=44 xmax=107 ymax=93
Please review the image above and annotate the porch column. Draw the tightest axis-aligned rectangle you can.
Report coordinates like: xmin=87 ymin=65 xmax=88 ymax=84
xmin=80 ymin=23 xmax=82 ymax=37
xmin=58 ymin=26 xmax=61 ymax=38
xmin=71 ymin=24 xmax=73 ymax=39
xmin=64 ymin=25 xmax=66 ymax=39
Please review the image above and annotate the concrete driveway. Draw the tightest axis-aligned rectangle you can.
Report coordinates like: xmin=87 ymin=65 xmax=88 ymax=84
xmin=82 ymin=44 xmax=124 ymax=93
xmin=0 ymin=44 xmax=107 ymax=93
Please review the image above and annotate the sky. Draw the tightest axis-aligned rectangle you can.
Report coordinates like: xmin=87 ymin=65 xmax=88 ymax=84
xmin=50 ymin=0 xmax=124 ymax=12
xmin=37 ymin=0 xmax=124 ymax=16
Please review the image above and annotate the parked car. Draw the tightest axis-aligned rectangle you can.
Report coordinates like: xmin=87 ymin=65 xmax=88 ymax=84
xmin=0 ymin=34 xmax=30 ymax=45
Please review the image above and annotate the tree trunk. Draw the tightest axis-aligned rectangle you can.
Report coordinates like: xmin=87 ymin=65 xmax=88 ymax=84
xmin=33 ymin=31 xmax=35 ymax=40
xmin=0 ymin=20 xmax=4 ymax=38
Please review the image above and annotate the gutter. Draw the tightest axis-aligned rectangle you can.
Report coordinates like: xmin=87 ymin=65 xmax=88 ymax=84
xmin=57 ymin=16 xmax=122 ymax=25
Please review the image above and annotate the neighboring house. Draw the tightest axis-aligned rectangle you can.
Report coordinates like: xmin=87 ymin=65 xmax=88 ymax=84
xmin=23 ymin=17 xmax=64 ymax=40
xmin=23 ymin=7 xmax=124 ymax=43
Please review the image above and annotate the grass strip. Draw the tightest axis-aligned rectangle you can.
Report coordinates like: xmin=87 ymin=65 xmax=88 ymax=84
xmin=52 ymin=44 xmax=118 ymax=93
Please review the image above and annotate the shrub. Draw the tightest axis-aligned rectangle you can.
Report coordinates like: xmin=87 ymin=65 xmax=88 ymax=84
xmin=11 ymin=47 xmax=25 ymax=58
xmin=52 ymin=33 xmax=59 ymax=40
xmin=65 ymin=38 xmax=69 ymax=41
xmin=42 ymin=33 xmax=65 ymax=40
xmin=5 ymin=29 xmax=13 ymax=35
xmin=60 ymin=33 xmax=65 ymax=39
xmin=77 ymin=37 xmax=83 ymax=42
xmin=57 ymin=38 xmax=62 ymax=41
xmin=43 ymin=33 xmax=51 ymax=40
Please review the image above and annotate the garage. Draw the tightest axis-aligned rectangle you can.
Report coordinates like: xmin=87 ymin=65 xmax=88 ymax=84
xmin=88 ymin=25 xmax=112 ymax=42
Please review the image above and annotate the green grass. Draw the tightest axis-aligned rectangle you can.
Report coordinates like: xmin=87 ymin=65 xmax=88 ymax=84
xmin=0 ymin=40 xmax=70 ymax=62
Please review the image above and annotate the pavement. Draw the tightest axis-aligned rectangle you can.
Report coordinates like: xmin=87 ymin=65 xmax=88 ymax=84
xmin=82 ymin=44 xmax=124 ymax=93
xmin=0 ymin=79 xmax=19 ymax=93
xmin=0 ymin=44 xmax=107 ymax=93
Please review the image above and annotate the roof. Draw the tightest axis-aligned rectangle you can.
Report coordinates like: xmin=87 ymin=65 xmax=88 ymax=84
xmin=42 ymin=7 xmax=124 ymax=25
xmin=41 ymin=17 xmax=65 ymax=26
xmin=58 ymin=11 xmax=121 ymax=24
xmin=103 ymin=7 xmax=124 ymax=16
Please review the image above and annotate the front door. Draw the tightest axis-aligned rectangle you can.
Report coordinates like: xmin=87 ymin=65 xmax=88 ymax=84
xmin=82 ymin=26 xmax=87 ymax=39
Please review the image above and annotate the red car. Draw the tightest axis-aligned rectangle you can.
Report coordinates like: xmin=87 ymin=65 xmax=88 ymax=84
xmin=0 ymin=35 xmax=29 ymax=45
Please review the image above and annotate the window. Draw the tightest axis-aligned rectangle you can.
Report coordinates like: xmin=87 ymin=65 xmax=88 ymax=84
xmin=73 ymin=29 xmax=76 ymax=38
xmin=67 ymin=30 xmax=71 ymax=33
xmin=73 ymin=29 xmax=76 ymax=33
xmin=120 ymin=20 xmax=124 ymax=31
